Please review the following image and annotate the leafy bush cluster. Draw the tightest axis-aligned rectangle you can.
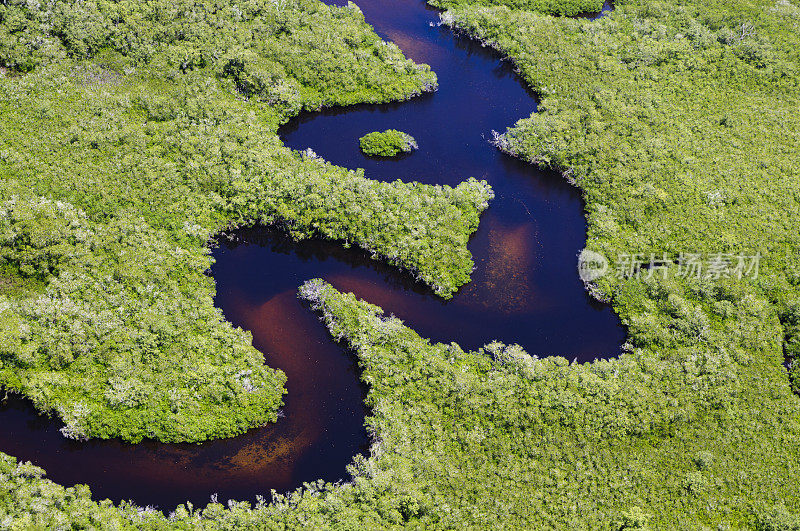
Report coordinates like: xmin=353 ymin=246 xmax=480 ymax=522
xmin=2 ymin=278 xmax=799 ymax=528
xmin=0 ymin=197 xmax=88 ymax=282
xmin=442 ymin=0 xmax=800 ymax=377
xmin=0 ymin=0 xmax=437 ymax=107
xmin=0 ymin=0 xmax=492 ymax=443
xmin=431 ymin=0 xmax=604 ymax=17
xmin=0 ymin=195 xmax=288 ymax=443
xmin=359 ymin=129 xmax=418 ymax=157
xmin=2 ymin=0 xmax=800 ymax=528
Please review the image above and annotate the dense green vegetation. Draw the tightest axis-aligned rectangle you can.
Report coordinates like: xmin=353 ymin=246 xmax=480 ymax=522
xmin=2 ymin=279 xmax=799 ymax=528
xmin=359 ymin=129 xmax=418 ymax=156
xmin=443 ymin=0 xmax=800 ymax=381
xmin=2 ymin=0 xmax=800 ymax=527
xmin=0 ymin=0 xmax=492 ymax=443
xmin=431 ymin=0 xmax=603 ymax=17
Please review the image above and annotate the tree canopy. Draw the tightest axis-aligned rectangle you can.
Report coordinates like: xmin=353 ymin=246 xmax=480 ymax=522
xmin=359 ymin=129 xmax=418 ymax=157
xmin=0 ymin=0 xmax=491 ymax=443
xmin=1 ymin=0 xmax=800 ymax=527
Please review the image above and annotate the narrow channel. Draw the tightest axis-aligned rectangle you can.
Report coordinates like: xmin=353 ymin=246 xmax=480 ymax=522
xmin=0 ymin=0 xmax=621 ymax=511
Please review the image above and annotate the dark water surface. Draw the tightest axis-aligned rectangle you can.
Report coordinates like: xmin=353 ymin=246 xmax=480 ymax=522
xmin=0 ymin=0 xmax=621 ymax=511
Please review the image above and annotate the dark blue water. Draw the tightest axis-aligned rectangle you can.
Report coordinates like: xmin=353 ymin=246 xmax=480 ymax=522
xmin=0 ymin=0 xmax=620 ymax=512
xmin=271 ymin=0 xmax=621 ymax=357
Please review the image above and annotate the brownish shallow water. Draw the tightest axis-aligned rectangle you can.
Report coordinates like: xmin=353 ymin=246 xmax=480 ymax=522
xmin=0 ymin=0 xmax=619 ymax=511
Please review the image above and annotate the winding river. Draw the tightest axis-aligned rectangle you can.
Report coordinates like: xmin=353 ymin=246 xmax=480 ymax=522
xmin=0 ymin=0 xmax=620 ymax=511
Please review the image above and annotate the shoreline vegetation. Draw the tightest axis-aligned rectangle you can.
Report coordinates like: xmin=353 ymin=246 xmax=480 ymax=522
xmin=2 ymin=0 xmax=800 ymax=528
xmin=0 ymin=0 xmax=491 ymax=444
xmin=359 ymin=129 xmax=419 ymax=157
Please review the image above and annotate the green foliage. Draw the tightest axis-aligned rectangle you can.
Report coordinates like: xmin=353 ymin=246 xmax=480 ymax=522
xmin=0 ymin=0 xmax=438 ymax=105
xmin=441 ymin=0 xmax=800 ymax=366
xmin=782 ymin=301 xmax=800 ymax=393
xmin=0 ymin=195 xmax=288 ymax=443
xmin=359 ymin=129 xmax=418 ymax=156
xmin=0 ymin=454 xmax=163 ymax=529
xmin=0 ymin=0 xmax=491 ymax=442
xmin=2 ymin=0 xmax=800 ymax=527
xmin=0 ymin=198 xmax=87 ymax=281
xmin=4 ymin=275 xmax=798 ymax=527
xmin=756 ymin=505 xmax=800 ymax=531
xmin=283 ymin=279 xmax=798 ymax=528
xmin=431 ymin=0 xmax=603 ymax=17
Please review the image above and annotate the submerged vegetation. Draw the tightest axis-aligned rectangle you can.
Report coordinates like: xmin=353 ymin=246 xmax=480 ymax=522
xmin=359 ymin=129 xmax=418 ymax=157
xmin=1 ymin=0 xmax=800 ymax=528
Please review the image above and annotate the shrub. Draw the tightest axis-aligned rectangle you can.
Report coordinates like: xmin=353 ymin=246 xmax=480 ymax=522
xmin=359 ymin=129 xmax=418 ymax=156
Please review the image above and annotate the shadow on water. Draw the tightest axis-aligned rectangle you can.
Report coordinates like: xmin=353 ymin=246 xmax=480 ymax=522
xmin=0 ymin=0 xmax=620 ymax=512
